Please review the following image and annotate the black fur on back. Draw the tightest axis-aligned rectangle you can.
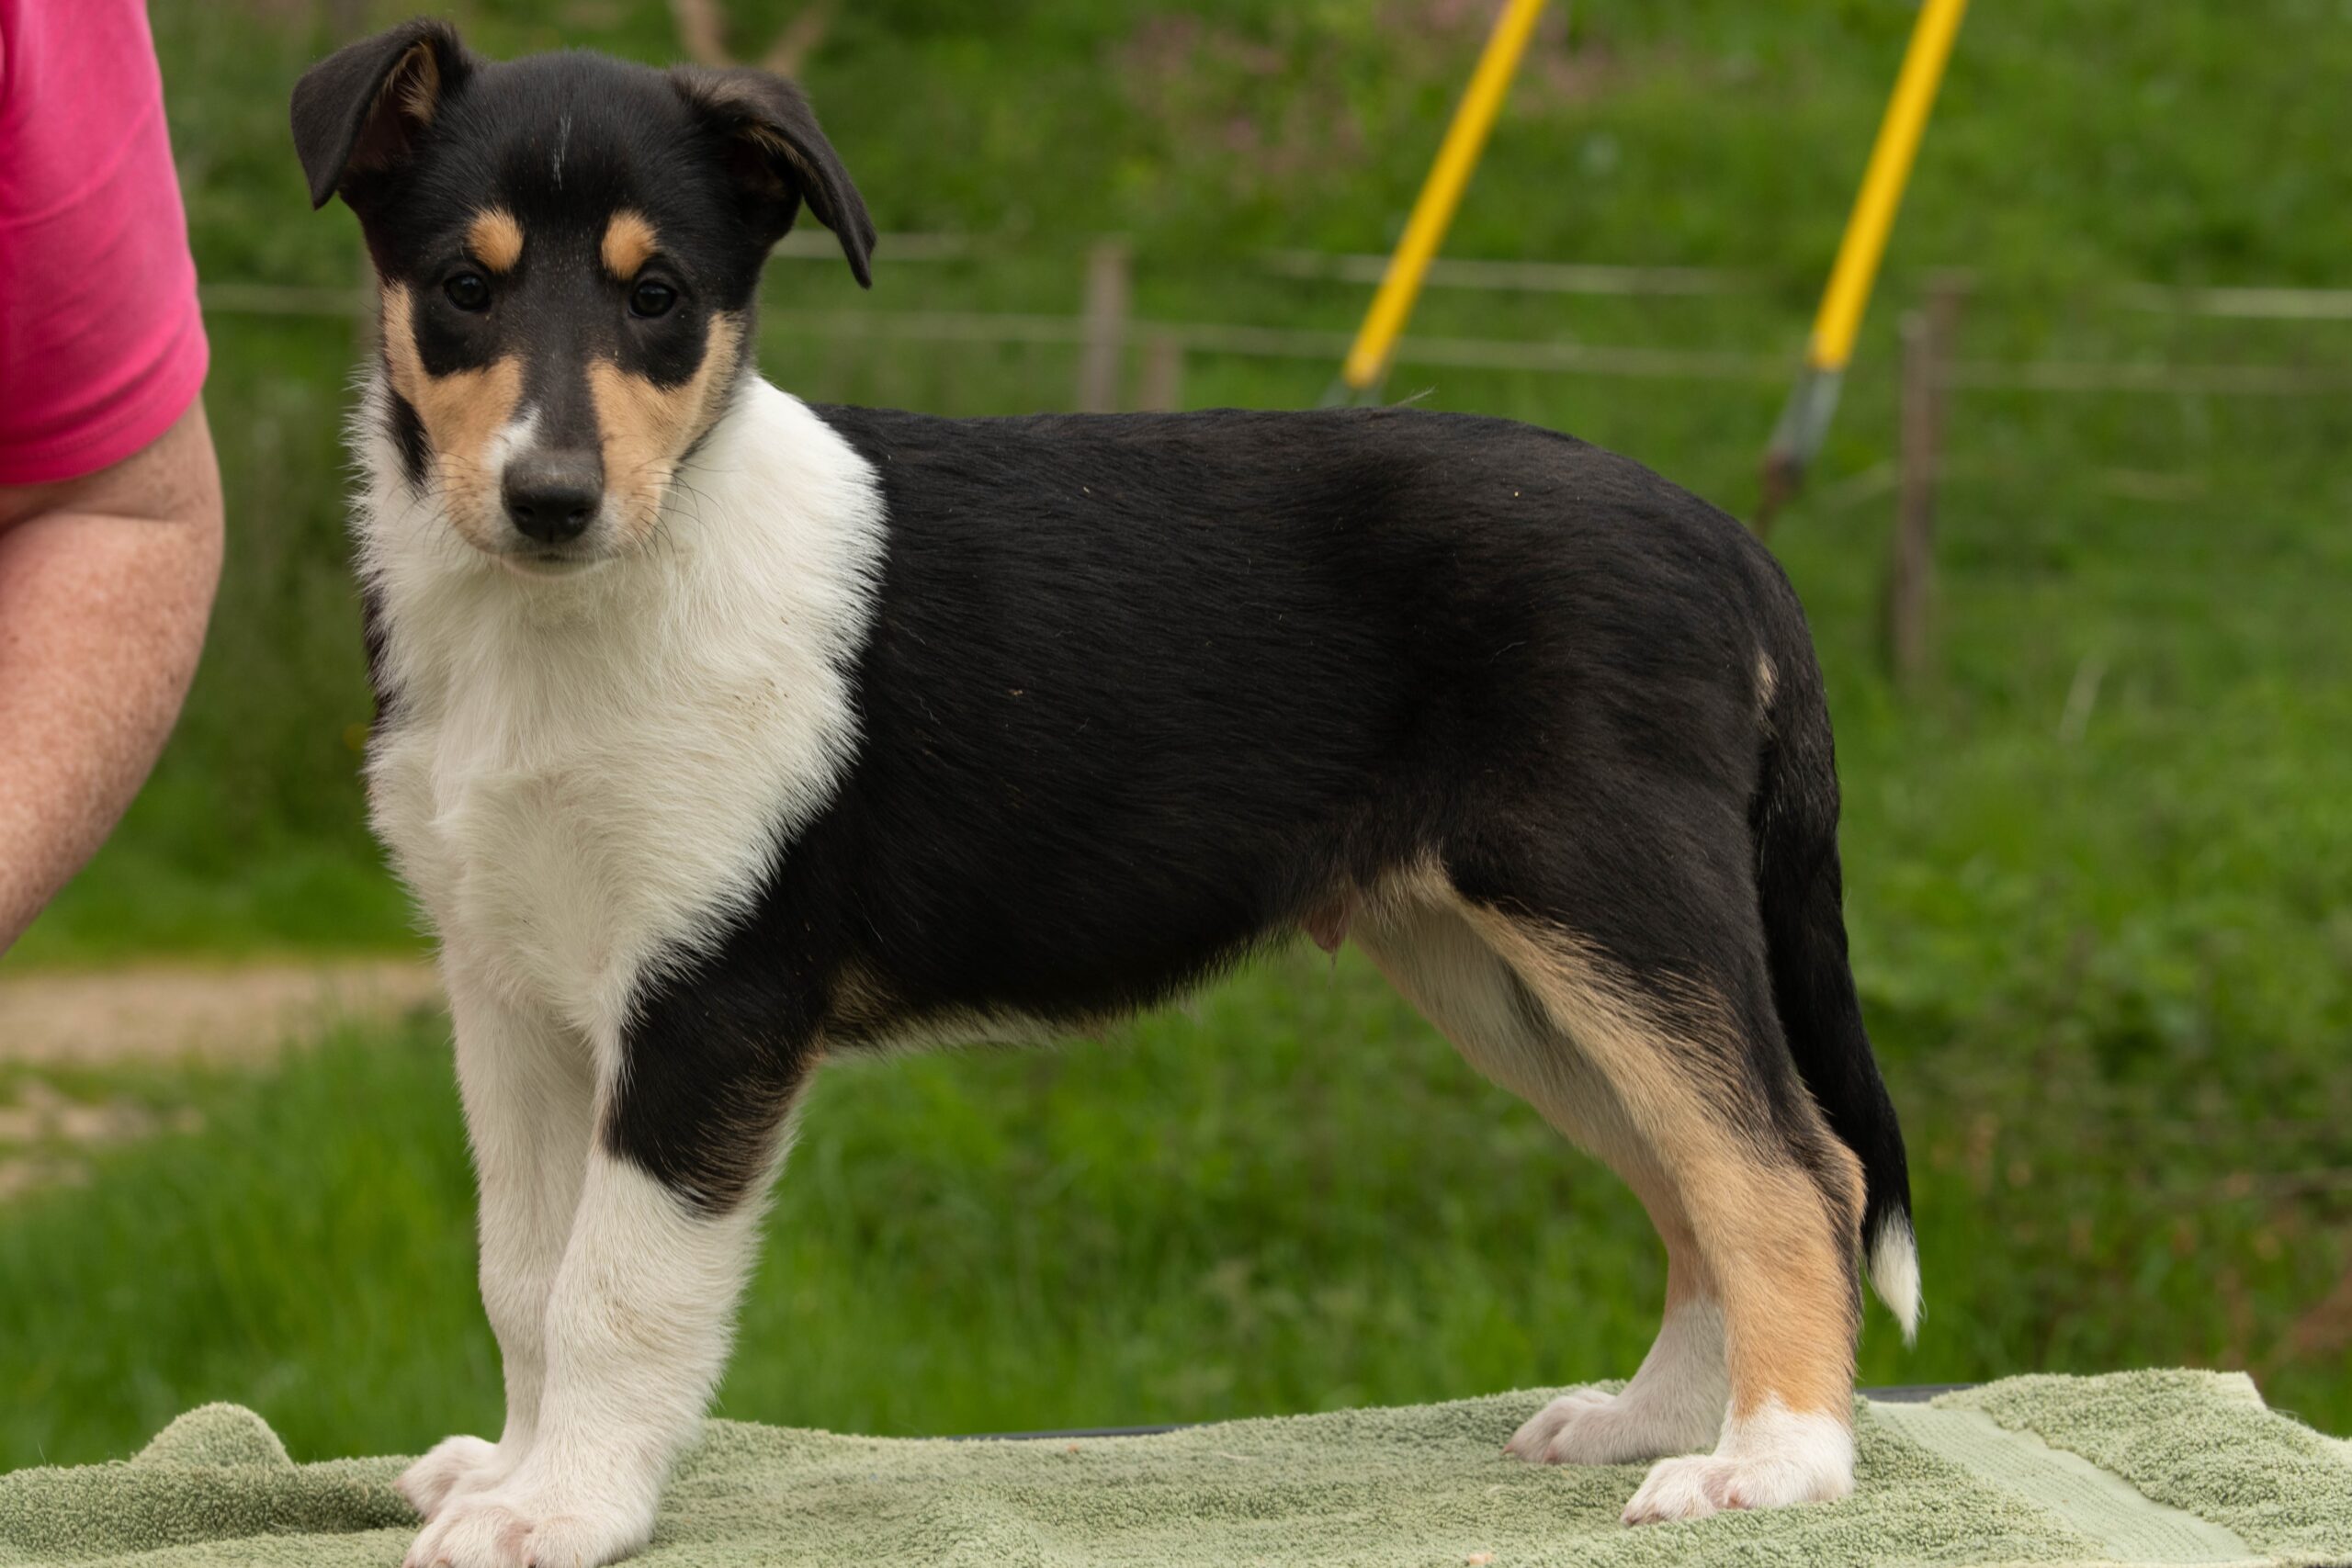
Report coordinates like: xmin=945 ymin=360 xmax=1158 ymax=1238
xmin=607 ymin=402 xmax=1912 ymax=1251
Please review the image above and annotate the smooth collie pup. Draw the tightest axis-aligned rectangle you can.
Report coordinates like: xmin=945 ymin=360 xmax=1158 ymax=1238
xmin=293 ymin=21 xmax=1918 ymax=1567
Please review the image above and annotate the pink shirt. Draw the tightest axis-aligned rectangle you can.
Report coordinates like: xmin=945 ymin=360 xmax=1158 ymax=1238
xmin=0 ymin=0 xmax=208 ymax=486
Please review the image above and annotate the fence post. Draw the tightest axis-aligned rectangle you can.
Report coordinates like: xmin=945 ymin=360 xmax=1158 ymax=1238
xmin=1076 ymin=238 xmax=1132 ymax=413
xmin=1884 ymin=274 xmax=1966 ymax=682
xmin=1136 ymin=333 xmax=1185 ymax=412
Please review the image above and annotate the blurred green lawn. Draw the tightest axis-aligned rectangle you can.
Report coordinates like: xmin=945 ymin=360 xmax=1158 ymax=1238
xmin=4 ymin=0 xmax=2350 ymax=1464
xmin=8 ymin=949 xmax=2345 ymax=1470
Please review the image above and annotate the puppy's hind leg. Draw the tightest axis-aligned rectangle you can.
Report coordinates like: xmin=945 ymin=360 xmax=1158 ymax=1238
xmin=397 ymin=970 xmax=595 ymax=1523
xmin=1504 ymin=1229 xmax=1726 ymax=1466
xmin=1456 ymin=876 xmax=1867 ymax=1523
xmin=1353 ymin=886 xmax=1726 ymax=1468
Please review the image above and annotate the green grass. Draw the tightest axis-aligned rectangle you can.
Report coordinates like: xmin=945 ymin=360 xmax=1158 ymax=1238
xmin=6 ymin=950 xmax=2344 ymax=1473
xmin=5 ymin=0 xmax=2350 ymax=1472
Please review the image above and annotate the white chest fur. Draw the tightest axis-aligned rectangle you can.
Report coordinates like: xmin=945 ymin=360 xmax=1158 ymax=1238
xmin=356 ymin=378 xmax=887 ymax=1043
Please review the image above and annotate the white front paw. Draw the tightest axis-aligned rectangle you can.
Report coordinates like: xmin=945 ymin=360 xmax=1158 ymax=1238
xmin=400 ymin=1482 xmax=653 ymax=1568
xmin=1506 ymin=1387 xmax=1720 ymax=1465
xmin=397 ymin=1435 xmax=520 ymax=1523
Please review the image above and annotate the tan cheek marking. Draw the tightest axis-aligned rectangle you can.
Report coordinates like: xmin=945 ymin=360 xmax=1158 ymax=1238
xmin=468 ymin=209 xmax=525 ymax=274
xmin=587 ymin=312 xmax=743 ymax=542
xmin=379 ymin=283 xmax=524 ymax=550
xmin=601 ymin=210 xmax=661 ymax=281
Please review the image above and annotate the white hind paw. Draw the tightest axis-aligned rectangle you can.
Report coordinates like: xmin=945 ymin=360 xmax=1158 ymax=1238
xmin=1620 ymin=1404 xmax=1853 ymax=1524
xmin=1505 ymin=1387 xmax=1720 ymax=1465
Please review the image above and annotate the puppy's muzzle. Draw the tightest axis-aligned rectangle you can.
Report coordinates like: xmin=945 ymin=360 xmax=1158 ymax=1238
xmin=503 ymin=449 xmax=605 ymax=546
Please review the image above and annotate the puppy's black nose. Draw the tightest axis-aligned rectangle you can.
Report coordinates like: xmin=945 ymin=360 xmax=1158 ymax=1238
xmin=502 ymin=452 xmax=603 ymax=544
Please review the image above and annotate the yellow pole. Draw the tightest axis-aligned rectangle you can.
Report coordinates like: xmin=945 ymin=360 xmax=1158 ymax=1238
xmin=1804 ymin=0 xmax=1969 ymax=373
xmin=1757 ymin=0 xmax=1967 ymax=529
xmin=1339 ymin=0 xmax=1547 ymax=395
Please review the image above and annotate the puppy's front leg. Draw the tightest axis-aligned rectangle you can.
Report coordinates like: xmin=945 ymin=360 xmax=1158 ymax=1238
xmin=402 ymin=995 xmax=813 ymax=1568
xmin=398 ymin=970 xmax=595 ymax=1523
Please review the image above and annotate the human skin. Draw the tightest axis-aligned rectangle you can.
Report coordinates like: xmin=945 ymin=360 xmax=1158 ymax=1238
xmin=0 ymin=399 xmax=223 ymax=952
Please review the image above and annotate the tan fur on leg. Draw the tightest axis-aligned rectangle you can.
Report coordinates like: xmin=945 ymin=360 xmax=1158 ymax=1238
xmin=1356 ymin=863 xmax=1862 ymax=1517
xmin=1351 ymin=871 xmax=1728 ymax=1465
xmin=1453 ymin=899 xmax=1860 ymax=1428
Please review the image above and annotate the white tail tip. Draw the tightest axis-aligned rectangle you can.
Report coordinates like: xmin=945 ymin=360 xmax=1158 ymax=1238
xmin=1867 ymin=1214 xmax=1922 ymax=1344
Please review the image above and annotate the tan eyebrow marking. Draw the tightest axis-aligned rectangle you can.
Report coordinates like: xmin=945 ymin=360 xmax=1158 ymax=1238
xmin=467 ymin=209 xmax=525 ymax=274
xmin=602 ymin=210 xmax=661 ymax=281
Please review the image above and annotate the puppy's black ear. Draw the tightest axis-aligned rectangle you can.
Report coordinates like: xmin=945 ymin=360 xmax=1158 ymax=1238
xmin=671 ymin=67 xmax=876 ymax=288
xmin=291 ymin=18 xmax=472 ymax=211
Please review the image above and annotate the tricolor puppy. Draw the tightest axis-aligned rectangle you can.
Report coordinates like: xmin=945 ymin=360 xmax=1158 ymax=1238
xmin=293 ymin=21 xmax=1918 ymax=1567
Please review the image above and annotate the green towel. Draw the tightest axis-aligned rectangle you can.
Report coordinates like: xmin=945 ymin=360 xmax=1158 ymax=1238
xmin=3 ymin=1371 xmax=2347 ymax=1566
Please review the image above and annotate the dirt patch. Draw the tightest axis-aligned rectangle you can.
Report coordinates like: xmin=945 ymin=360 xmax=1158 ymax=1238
xmin=0 ymin=1078 xmax=209 ymax=1201
xmin=0 ymin=960 xmax=445 ymax=1201
xmin=0 ymin=959 xmax=444 ymax=1066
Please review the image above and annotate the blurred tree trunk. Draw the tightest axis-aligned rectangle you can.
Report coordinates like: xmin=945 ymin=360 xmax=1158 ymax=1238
xmin=668 ymin=0 xmax=838 ymax=75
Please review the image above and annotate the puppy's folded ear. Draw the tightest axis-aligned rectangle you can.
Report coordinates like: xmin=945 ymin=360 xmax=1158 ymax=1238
xmin=291 ymin=19 xmax=472 ymax=211
xmin=672 ymin=67 xmax=876 ymax=288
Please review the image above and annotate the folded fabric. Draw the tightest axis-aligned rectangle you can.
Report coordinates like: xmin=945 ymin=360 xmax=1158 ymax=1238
xmin=4 ymin=1370 xmax=2347 ymax=1566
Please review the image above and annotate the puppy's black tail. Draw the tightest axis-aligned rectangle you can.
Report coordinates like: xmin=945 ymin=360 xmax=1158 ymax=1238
xmin=1751 ymin=601 xmax=1920 ymax=1342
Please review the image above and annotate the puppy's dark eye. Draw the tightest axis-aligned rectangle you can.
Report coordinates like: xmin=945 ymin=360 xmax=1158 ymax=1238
xmin=629 ymin=279 xmax=678 ymax=319
xmin=444 ymin=272 xmax=491 ymax=312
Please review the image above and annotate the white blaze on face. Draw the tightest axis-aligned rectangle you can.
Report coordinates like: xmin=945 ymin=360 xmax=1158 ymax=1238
xmin=486 ymin=407 xmax=541 ymax=496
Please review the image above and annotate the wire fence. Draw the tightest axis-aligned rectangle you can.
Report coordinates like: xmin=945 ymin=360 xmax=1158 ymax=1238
xmin=198 ymin=232 xmax=2352 ymax=408
xmin=205 ymin=234 xmax=2347 ymax=677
